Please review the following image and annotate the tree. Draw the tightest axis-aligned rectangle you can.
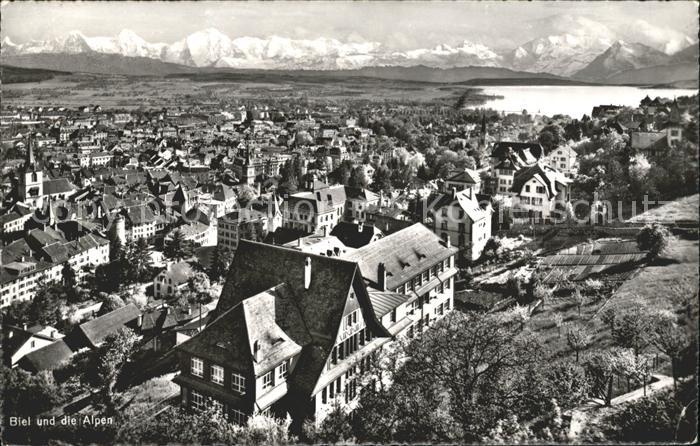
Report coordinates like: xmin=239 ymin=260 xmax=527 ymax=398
xmin=0 ymin=366 xmax=65 ymax=416
xmin=304 ymin=403 xmax=355 ymax=444
xmin=354 ymin=312 xmax=546 ymax=442
xmin=208 ymin=244 xmax=231 ymax=282
xmin=127 ymin=237 xmax=152 ymax=282
xmin=636 ymin=223 xmax=671 ymax=261
xmin=349 ymin=166 xmax=369 ymax=189
xmin=544 ymin=362 xmax=590 ymax=409
xmin=61 ymin=262 xmax=79 ymax=301
xmin=611 ymin=307 xmax=654 ymax=356
xmin=571 ymin=287 xmax=586 ymax=316
xmin=97 ymin=293 xmax=126 ymax=316
xmin=28 ymin=279 xmax=63 ymax=327
xmin=108 ymin=232 xmax=123 ymax=263
xmin=96 ymin=327 xmax=139 ymax=412
xmin=583 ymin=350 xmax=616 ymax=406
xmin=94 ymin=260 xmax=123 ymax=293
xmin=553 ymin=313 xmax=565 ymax=337
xmin=2 ymin=299 xmax=32 ymax=326
xmin=566 ymin=324 xmax=592 ymax=362
xmin=238 ymin=185 xmax=257 ymax=203
xmin=608 ymin=389 xmax=685 ymax=443
xmin=371 ymin=164 xmax=392 ymax=194
xmin=117 ymin=407 xmax=294 ymax=445
xmin=650 ymin=317 xmax=691 ymax=392
xmin=187 ymin=271 xmax=211 ymax=324
xmin=164 ymin=229 xmax=188 ymax=261
xmin=537 ymin=124 xmax=564 ymax=153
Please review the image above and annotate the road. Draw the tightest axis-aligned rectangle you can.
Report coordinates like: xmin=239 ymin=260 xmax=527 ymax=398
xmin=568 ymin=374 xmax=674 ymax=441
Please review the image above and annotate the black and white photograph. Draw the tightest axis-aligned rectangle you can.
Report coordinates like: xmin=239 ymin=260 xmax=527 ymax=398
xmin=0 ymin=1 xmax=698 ymax=444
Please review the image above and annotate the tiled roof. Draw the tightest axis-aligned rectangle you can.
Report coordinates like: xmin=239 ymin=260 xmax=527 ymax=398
xmin=330 ymin=222 xmax=383 ymax=249
xmin=344 ymin=223 xmax=457 ymax=291
xmin=43 ymin=178 xmax=76 ymax=195
xmin=446 ymin=168 xmax=480 ymax=185
xmin=77 ymin=303 xmax=141 ymax=348
xmin=368 ymin=290 xmax=411 ymax=318
xmin=421 ymin=189 xmax=490 ymax=224
xmin=18 ymin=339 xmax=73 ymax=372
xmin=511 ymin=163 xmax=570 ymax=199
xmin=491 ymin=141 xmax=543 ymax=162
xmin=195 ymin=240 xmax=388 ymax=397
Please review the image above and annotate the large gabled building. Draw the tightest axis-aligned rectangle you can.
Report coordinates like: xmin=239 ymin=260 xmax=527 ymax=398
xmin=172 ymin=223 xmax=458 ymax=426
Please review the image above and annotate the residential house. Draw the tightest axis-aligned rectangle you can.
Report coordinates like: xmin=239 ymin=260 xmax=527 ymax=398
xmin=283 ymin=178 xmax=346 ymax=235
xmin=510 ymin=163 xmax=571 ymax=222
xmin=417 ymin=186 xmax=492 ymax=262
xmin=153 ymin=261 xmax=195 ymax=299
xmin=344 ymin=187 xmax=379 ymax=223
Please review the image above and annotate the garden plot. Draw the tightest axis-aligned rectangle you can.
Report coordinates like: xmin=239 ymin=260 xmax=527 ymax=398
xmin=539 ymin=239 xmax=646 ymax=283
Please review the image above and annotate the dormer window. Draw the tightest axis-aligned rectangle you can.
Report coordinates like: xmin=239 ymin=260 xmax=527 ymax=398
xmin=262 ymin=370 xmax=275 ymax=390
xmin=278 ymin=359 xmax=289 ymax=380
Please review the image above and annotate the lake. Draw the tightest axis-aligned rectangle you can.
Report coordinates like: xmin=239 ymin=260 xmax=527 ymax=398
xmin=469 ymin=85 xmax=698 ymax=119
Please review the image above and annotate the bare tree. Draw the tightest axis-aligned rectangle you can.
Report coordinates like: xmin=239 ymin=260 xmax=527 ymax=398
xmin=566 ymin=323 xmax=592 ymax=362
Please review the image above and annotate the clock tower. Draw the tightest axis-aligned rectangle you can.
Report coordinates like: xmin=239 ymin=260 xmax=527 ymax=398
xmin=18 ymin=134 xmax=44 ymax=209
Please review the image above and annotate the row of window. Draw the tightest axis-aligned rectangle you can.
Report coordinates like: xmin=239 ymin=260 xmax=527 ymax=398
xmin=329 ymin=327 xmax=372 ymax=369
xmin=191 ymin=356 xmax=290 ymax=394
xmin=321 ymin=354 xmax=375 ymax=406
xmin=190 ymin=390 xmax=247 ymax=425
xmin=524 ymin=185 xmax=546 ymax=194
xmin=520 ymin=197 xmax=544 ymax=206
xmin=394 ymin=258 xmax=450 ymax=294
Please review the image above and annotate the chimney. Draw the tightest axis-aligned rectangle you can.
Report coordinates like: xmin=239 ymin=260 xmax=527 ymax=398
xmin=451 ymin=187 xmax=457 ymax=200
xmin=444 ymin=234 xmax=452 ymax=247
xmin=51 ymin=330 xmax=55 ymax=339
xmin=378 ymin=262 xmax=387 ymax=291
xmin=22 ymin=323 xmax=28 ymax=331
xmin=137 ymin=314 xmax=143 ymax=328
xmin=304 ymin=256 xmax=312 ymax=289
xmin=378 ymin=191 xmax=383 ymax=207
xmin=253 ymin=340 xmax=260 ymax=362
xmin=358 ymin=222 xmax=363 ymax=232
xmin=8 ymin=330 xmax=13 ymax=339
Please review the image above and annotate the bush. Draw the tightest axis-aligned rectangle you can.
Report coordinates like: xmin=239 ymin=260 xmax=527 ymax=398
xmin=636 ymin=223 xmax=671 ymax=260
xmin=607 ymin=390 xmax=682 ymax=443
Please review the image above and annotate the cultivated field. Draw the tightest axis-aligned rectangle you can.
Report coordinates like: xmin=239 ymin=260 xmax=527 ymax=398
xmin=627 ymin=194 xmax=699 ymax=224
xmin=529 ymin=236 xmax=699 ymax=364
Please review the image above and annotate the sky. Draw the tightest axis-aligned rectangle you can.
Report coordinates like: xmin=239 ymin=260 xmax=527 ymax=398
xmin=2 ymin=1 xmax=698 ymax=51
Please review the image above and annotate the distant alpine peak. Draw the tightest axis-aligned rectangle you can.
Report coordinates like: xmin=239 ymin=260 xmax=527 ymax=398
xmin=1 ymin=26 xmax=693 ymax=76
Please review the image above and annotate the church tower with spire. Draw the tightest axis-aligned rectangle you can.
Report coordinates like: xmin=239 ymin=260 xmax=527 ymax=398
xmin=479 ymin=113 xmax=488 ymax=150
xmin=18 ymin=133 xmax=44 ymax=209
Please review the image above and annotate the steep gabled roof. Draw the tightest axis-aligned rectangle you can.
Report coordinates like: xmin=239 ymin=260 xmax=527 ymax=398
xmin=445 ymin=168 xmax=480 ymax=185
xmin=511 ymin=162 xmax=571 ymax=199
xmin=422 ymin=189 xmax=490 ymax=224
xmin=491 ymin=141 xmax=544 ymax=162
xmin=192 ymin=240 xmax=388 ymax=398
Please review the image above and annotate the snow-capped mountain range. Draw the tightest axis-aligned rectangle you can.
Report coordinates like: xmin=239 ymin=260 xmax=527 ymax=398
xmin=2 ymin=20 xmax=697 ymax=79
